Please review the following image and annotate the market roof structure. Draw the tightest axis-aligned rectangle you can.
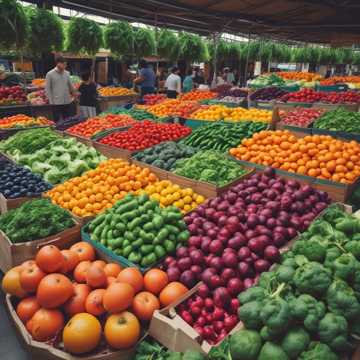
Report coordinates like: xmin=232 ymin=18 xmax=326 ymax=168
xmin=39 ymin=0 xmax=360 ymax=44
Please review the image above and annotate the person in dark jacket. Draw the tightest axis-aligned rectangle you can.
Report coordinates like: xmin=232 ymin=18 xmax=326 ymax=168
xmin=78 ymin=71 xmax=97 ymax=118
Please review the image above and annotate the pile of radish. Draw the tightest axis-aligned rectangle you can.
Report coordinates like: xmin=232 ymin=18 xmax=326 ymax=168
xmin=161 ymin=167 xmax=331 ymax=344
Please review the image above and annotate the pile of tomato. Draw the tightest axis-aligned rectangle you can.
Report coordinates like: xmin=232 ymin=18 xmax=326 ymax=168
xmin=2 ymin=242 xmax=189 ymax=354
xmin=281 ymin=108 xmax=324 ymax=128
xmin=99 ymin=120 xmax=192 ymax=151
xmin=143 ymin=94 xmax=166 ymax=105
xmin=67 ymin=114 xmax=136 ymax=138
xmin=280 ymin=88 xmax=360 ymax=104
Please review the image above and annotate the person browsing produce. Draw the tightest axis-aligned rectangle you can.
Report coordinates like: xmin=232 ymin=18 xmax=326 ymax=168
xmin=78 ymin=71 xmax=97 ymax=119
xmin=165 ymin=67 xmax=181 ymax=98
xmin=45 ymin=56 xmax=76 ymax=122
xmin=134 ymin=59 xmax=156 ymax=97
xmin=182 ymin=69 xmax=193 ymax=93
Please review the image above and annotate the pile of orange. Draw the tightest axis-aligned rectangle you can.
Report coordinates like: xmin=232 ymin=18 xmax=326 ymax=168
xmin=147 ymin=99 xmax=182 ymax=117
xmin=277 ymin=71 xmax=322 ymax=81
xmin=31 ymin=78 xmax=45 ymax=88
xmin=179 ymin=90 xmax=217 ymax=101
xmin=46 ymin=159 xmax=158 ymax=217
xmin=2 ymin=242 xmax=188 ymax=354
xmin=98 ymin=87 xmax=136 ymax=97
xmin=230 ymin=130 xmax=360 ymax=184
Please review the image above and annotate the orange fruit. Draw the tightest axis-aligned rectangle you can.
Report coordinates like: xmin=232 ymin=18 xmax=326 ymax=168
xmin=104 ymin=263 xmax=122 ymax=278
xmin=63 ymin=313 xmax=101 ymax=354
xmin=132 ymin=291 xmax=160 ymax=321
xmin=144 ymin=269 xmax=169 ymax=295
xmin=16 ymin=296 xmax=41 ymax=323
xmin=35 ymin=245 xmax=64 ymax=273
xmin=85 ymin=289 xmax=106 ymax=316
xmin=159 ymin=282 xmax=188 ymax=307
xmin=117 ymin=268 xmax=143 ymax=293
xmin=103 ymin=282 xmax=134 ymax=313
xmin=2 ymin=266 xmax=27 ymax=298
xmin=86 ymin=264 xmax=107 ymax=288
xmin=31 ymin=308 xmax=64 ymax=342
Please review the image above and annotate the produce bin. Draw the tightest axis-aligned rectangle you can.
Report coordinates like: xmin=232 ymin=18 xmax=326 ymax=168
xmin=0 ymin=218 xmax=81 ymax=272
xmin=5 ymin=294 xmax=146 ymax=360
xmin=180 ymin=118 xmax=215 ymax=129
xmin=166 ymin=164 xmax=254 ymax=198
xmin=149 ymin=282 xmax=243 ymax=355
xmin=81 ymin=223 xmax=169 ymax=273
xmin=230 ymin=157 xmax=360 ymax=203
xmin=0 ymin=193 xmax=43 ymax=214
xmin=315 ymin=84 xmax=349 ymax=92
xmin=98 ymin=95 xmax=139 ymax=112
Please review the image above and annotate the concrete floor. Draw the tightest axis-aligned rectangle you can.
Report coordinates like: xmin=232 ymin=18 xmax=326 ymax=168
xmin=0 ymin=283 xmax=30 ymax=360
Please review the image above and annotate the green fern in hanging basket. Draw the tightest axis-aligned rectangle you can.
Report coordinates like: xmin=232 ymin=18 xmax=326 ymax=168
xmin=246 ymin=41 xmax=261 ymax=61
xmin=258 ymin=41 xmax=273 ymax=62
xmin=307 ymin=47 xmax=321 ymax=64
xmin=227 ymin=43 xmax=241 ymax=62
xmin=67 ymin=17 xmax=103 ymax=56
xmin=337 ymin=48 xmax=353 ymax=64
xmin=0 ymin=0 xmax=28 ymax=49
xmin=26 ymin=7 xmax=63 ymax=58
xmin=157 ymin=29 xmax=179 ymax=60
xmin=179 ymin=32 xmax=207 ymax=63
xmin=216 ymin=40 xmax=229 ymax=62
xmin=104 ymin=21 xmax=134 ymax=57
xmin=352 ymin=52 xmax=360 ymax=66
xmin=134 ymin=28 xmax=155 ymax=58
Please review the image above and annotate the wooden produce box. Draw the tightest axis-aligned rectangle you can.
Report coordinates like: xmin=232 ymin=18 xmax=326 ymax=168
xmin=0 ymin=193 xmax=42 ymax=214
xmin=231 ymin=157 xmax=360 ymax=203
xmin=5 ymin=296 xmax=145 ymax=360
xmin=98 ymin=95 xmax=139 ymax=112
xmin=149 ymin=282 xmax=243 ymax=355
xmin=0 ymin=219 xmax=81 ymax=272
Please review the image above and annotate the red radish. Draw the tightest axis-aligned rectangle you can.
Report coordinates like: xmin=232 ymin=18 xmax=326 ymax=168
xmin=213 ymin=287 xmax=231 ymax=307
xmin=221 ymin=268 xmax=236 ymax=283
xmin=224 ymin=314 xmax=238 ymax=332
xmin=230 ymin=298 xmax=240 ymax=313
xmin=198 ymin=284 xmax=210 ymax=298
xmin=167 ymin=267 xmax=180 ymax=281
xmin=210 ymin=275 xmax=223 ymax=288
xmin=178 ymin=257 xmax=192 ymax=271
xmin=213 ymin=307 xmax=225 ymax=321
xmin=213 ymin=320 xmax=224 ymax=333
xmin=227 ymin=278 xmax=244 ymax=296
xmin=205 ymin=298 xmax=214 ymax=311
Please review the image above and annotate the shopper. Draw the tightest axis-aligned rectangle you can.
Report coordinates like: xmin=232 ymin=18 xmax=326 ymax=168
xmin=0 ymin=69 xmax=25 ymax=87
xmin=78 ymin=71 xmax=97 ymax=119
xmin=182 ymin=69 xmax=193 ymax=93
xmin=224 ymin=67 xmax=235 ymax=85
xmin=165 ymin=67 xmax=181 ymax=98
xmin=45 ymin=56 xmax=76 ymax=122
xmin=134 ymin=60 xmax=156 ymax=97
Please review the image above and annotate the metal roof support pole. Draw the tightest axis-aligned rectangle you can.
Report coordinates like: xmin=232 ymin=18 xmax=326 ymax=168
xmin=211 ymin=32 xmax=221 ymax=88
xmin=244 ymin=32 xmax=252 ymax=86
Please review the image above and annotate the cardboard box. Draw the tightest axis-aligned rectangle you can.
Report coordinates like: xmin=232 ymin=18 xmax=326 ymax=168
xmin=0 ymin=219 xmax=81 ymax=272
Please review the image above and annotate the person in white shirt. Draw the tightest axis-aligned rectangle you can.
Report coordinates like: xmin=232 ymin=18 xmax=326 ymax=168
xmin=165 ymin=67 xmax=181 ymax=98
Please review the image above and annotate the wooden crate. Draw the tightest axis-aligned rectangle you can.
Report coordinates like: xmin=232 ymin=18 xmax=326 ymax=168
xmin=149 ymin=282 xmax=243 ymax=355
xmin=0 ymin=220 xmax=81 ymax=272
xmin=5 ymin=295 xmax=145 ymax=360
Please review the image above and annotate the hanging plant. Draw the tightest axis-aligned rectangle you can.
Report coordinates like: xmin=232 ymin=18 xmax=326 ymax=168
xmin=246 ymin=41 xmax=261 ymax=61
xmin=178 ymin=32 xmax=207 ymax=63
xmin=227 ymin=43 xmax=241 ymax=63
xmin=104 ymin=21 xmax=134 ymax=57
xmin=157 ymin=29 xmax=179 ymax=60
xmin=26 ymin=7 xmax=63 ymax=58
xmin=216 ymin=40 xmax=229 ymax=62
xmin=258 ymin=41 xmax=273 ymax=62
xmin=353 ymin=52 xmax=360 ymax=66
xmin=134 ymin=28 xmax=155 ymax=58
xmin=307 ymin=47 xmax=321 ymax=64
xmin=337 ymin=48 xmax=353 ymax=64
xmin=67 ymin=17 xmax=103 ymax=55
xmin=0 ymin=0 xmax=28 ymax=49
